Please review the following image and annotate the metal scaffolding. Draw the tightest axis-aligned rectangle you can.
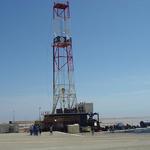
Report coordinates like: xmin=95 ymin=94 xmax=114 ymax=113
xmin=52 ymin=1 xmax=77 ymax=114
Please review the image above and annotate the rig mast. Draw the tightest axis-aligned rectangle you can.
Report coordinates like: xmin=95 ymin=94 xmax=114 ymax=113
xmin=52 ymin=1 xmax=77 ymax=114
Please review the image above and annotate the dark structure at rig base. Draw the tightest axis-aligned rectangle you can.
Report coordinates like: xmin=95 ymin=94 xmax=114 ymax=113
xmin=41 ymin=112 xmax=100 ymax=132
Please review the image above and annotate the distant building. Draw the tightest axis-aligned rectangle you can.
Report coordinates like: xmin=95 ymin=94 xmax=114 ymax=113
xmin=14 ymin=121 xmax=34 ymax=133
xmin=0 ymin=123 xmax=19 ymax=133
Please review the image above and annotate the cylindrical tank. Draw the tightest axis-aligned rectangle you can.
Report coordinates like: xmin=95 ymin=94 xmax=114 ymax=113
xmin=140 ymin=121 xmax=150 ymax=128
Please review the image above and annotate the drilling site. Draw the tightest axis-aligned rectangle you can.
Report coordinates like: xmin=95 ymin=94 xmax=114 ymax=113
xmin=0 ymin=0 xmax=150 ymax=150
xmin=39 ymin=0 xmax=100 ymax=133
xmin=36 ymin=0 xmax=150 ymax=134
xmin=1 ymin=0 xmax=150 ymax=134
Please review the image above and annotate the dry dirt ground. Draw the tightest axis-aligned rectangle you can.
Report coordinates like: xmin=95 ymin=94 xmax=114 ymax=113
xmin=0 ymin=132 xmax=150 ymax=150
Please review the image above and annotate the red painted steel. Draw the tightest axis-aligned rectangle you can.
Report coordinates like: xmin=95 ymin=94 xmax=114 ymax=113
xmin=52 ymin=1 xmax=77 ymax=114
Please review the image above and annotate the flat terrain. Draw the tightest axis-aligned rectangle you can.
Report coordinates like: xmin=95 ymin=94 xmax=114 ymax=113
xmin=0 ymin=132 xmax=150 ymax=150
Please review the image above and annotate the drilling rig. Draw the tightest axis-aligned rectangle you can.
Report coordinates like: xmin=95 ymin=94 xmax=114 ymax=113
xmin=52 ymin=0 xmax=77 ymax=114
xmin=41 ymin=0 xmax=100 ymax=132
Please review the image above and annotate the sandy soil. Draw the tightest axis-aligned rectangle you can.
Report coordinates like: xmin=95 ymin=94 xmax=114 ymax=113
xmin=0 ymin=132 xmax=150 ymax=150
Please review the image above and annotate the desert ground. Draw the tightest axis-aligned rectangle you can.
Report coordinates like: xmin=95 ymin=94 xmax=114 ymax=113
xmin=0 ymin=132 xmax=150 ymax=150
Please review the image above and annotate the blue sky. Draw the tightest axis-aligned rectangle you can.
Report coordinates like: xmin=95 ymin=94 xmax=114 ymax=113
xmin=0 ymin=0 xmax=150 ymax=122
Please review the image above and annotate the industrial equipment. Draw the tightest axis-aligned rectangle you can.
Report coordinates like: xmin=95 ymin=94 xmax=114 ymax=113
xmin=140 ymin=121 xmax=150 ymax=128
xmin=41 ymin=0 xmax=100 ymax=132
xmin=52 ymin=0 xmax=77 ymax=114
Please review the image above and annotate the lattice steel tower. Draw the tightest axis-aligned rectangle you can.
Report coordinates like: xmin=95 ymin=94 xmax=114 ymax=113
xmin=52 ymin=1 xmax=77 ymax=114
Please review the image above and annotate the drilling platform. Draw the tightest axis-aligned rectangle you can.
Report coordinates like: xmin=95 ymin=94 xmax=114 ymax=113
xmin=41 ymin=0 xmax=100 ymax=132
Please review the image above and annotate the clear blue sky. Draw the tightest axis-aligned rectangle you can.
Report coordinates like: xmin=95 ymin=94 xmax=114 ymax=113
xmin=0 ymin=0 xmax=150 ymax=122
